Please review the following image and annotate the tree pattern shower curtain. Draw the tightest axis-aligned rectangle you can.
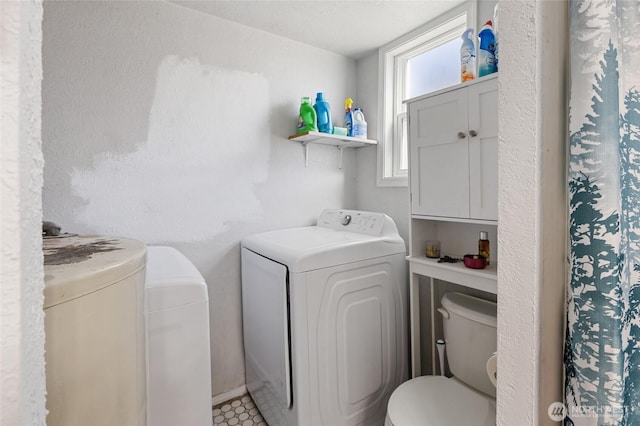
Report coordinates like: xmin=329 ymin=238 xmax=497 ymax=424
xmin=565 ymin=1 xmax=640 ymax=425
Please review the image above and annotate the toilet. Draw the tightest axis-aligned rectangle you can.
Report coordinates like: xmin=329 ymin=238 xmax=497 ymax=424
xmin=145 ymin=246 xmax=213 ymax=426
xmin=385 ymin=292 xmax=497 ymax=426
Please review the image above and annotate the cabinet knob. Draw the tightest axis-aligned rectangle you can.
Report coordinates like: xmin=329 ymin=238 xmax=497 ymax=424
xmin=469 ymin=130 xmax=478 ymax=137
xmin=457 ymin=132 xmax=466 ymax=139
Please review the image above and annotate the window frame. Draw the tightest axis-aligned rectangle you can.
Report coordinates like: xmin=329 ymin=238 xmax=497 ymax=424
xmin=376 ymin=2 xmax=477 ymax=187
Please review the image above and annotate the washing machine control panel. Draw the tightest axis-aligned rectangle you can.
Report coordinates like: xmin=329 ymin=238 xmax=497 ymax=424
xmin=317 ymin=209 xmax=388 ymax=236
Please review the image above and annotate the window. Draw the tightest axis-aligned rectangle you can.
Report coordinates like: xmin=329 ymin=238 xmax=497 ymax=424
xmin=377 ymin=2 xmax=476 ymax=186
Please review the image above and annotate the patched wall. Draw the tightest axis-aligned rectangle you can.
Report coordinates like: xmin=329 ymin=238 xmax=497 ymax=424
xmin=42 ymin=0 xmax=357 ymax=396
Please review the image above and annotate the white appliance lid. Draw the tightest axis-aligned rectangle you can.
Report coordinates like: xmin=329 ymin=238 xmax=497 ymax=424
xmin=242 ymin=209 xmax=405 ymax=273
xmin=241 ymin=225 xmax=405 ymax=273
xmin=145 ymin=246 xmax=208 ymax=312
xmin=43 ymin=235 xmax=146 ymax=309
xmin=387 ymin=376 xmax=495 ymax=426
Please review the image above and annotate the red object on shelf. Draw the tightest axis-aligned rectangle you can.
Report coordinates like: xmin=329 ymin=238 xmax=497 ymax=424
xmin=463 ymin=254 xmax=487 ymax=269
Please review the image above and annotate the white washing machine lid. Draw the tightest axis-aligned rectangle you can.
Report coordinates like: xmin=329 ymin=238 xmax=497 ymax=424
xmin=387 ymin=376 xmax=495 ymax=426
xmin=43 ymin=235 xmax=146 ymax=309
xmin=145 ymin=246 xmax=208 ymax=312
xmin=241 ymin=211 xmax=405 ymax=273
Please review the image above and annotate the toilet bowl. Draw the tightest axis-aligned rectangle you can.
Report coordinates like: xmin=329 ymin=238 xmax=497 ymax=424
xmin=145 ymin=246 xmax=213 ymax=426
xmin=385 ymin=292 xmax=497 ymax=426
xmin=385 ymin=376 xmax=495 ymax=426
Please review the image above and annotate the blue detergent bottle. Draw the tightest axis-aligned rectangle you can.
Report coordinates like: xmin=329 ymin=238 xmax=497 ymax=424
xmin=478 ymin=20 xmax=497 ymax=77
xmin=313 ymin=92 xmax=333 ymax=134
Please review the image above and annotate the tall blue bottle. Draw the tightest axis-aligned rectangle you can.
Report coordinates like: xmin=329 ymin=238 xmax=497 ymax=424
xmin=478 ymin=20 xmax=497 ymax=77
xmin=313 ymin=92 xmax=333 ymax=134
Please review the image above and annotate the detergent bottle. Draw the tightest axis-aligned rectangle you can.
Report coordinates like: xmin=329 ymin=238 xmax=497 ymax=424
xmin=297 ymin=97 xmax=317 ymax=134
xmin=478 ymin=20 xmax=497 ymax=77
xmin=493 ymin=4 xmax=499 ymax=71
xmin=352 ymin=108 xmax=368 ymax=139
xmin=344 ymin=98 xmax=354 ymax=137
xmin=313 ymin=92 xmax=333 ymax=134
xmin=460 ymin=29 xmax=476 ymax=82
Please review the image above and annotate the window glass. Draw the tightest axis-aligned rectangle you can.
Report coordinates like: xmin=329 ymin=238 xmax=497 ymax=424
xmin=377 ymin=2 xmax=476 ymax=186
xmin=406 ymin=37 xmax=462 ymax=100
xmin=399 ymin=113 xmax=408 ymax=171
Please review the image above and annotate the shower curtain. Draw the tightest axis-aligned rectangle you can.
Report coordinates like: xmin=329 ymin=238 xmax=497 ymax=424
xmin=565 ymin=1 xmax=640 ymax=425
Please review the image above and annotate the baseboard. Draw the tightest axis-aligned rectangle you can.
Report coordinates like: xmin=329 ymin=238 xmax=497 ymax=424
xmin=211 ymin=385 xmax=248 ymax=407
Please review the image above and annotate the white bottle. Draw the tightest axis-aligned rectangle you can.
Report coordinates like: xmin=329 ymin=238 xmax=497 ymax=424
xmin=352 ymin=108 xmax=368 ymax=139
xmin=460 ymin=28 xmax=476 ymax=82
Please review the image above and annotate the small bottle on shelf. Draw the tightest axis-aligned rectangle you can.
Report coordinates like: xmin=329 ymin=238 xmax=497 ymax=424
xmin=297 ymin=97 xmax=317 ymax=133
xmin=344 ymin=98 xmax=354 ymax=137
xmin=479 ymin=231 xmax=490 ymax=265
xmin=460 ymin=28 xmax=476 ymax=82
xmin=313 ymin=92 xmax=333 ymax=134
xmin=352 ymin=108 xmax=368 ymax=139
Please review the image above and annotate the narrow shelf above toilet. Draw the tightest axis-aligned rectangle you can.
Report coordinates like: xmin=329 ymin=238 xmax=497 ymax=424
xmin=407 ymin=256 xmax=497 ymax=295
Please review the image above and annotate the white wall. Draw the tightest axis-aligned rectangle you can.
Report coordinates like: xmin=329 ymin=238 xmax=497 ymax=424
xmin=354 ymin=53 xmax=409 ymax=244
xmin=0 ymin=1 xmax=47 ymax=424
xmin=497 ymin=0 xmax=568 ymax=424
xmin=42 ymin=0 xmax=357 ymax=396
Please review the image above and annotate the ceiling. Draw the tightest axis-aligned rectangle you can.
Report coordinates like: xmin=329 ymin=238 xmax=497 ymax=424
xmin=170 ymin=0 xmax=465 ymax=59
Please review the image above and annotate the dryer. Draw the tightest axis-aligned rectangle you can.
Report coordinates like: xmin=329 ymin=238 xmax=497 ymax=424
xmin=241 ymin=209 xmax=408 ymax=426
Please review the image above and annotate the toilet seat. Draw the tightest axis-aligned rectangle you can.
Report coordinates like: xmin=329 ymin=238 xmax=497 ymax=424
xmin=386 ymin=376 xmax=495 ymax=426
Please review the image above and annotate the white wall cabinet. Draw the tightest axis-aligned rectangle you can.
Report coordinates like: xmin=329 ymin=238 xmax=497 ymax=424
xmin=408 ymin=75 xmax=498 ymax=221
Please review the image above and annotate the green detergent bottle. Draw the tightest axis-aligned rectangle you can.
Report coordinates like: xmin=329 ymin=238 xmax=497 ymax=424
xmin=297 ymin=97 xmax=317 ymax=133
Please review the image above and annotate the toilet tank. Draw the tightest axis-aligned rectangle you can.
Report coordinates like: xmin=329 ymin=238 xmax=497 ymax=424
xmin=440 ymin=292 xmax=497 ymax=397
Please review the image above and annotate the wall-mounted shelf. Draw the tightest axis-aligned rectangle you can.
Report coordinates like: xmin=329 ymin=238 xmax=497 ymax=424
xmin=288 ymin=131 xmax=377 ymax=168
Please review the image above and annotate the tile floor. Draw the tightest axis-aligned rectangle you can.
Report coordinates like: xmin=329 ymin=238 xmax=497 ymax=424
xmin=213 ymin=394 xmax=267 ymax=426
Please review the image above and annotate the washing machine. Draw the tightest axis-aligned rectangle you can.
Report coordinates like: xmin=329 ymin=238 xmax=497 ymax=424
xmin=241 ymin=209 xmax=408 ymax=426
xmin=43 ymin=235 xmax=147 ymax=426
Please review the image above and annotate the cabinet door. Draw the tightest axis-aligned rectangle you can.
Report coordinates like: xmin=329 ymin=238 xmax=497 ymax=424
xmin=468 ymin=78 xmax=498 ymax=220
xmin=409 ymin=87 xmax=470 ymax=218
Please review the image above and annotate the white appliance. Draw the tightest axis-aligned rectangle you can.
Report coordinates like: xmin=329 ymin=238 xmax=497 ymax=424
xmin=145 ymin=246 xmax=213 ymax=426
xmin=385 ymin=292 xmax=497 ymax=426
xmin=241 ymin=209 xmax=408 ymax=426
xmin=43 ymin=235 xmax=147 ymax=426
